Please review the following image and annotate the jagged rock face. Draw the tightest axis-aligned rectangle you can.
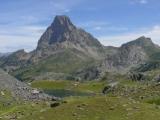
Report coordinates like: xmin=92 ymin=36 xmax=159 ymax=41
xmin=123 ymin=36 xmax=155 ymax=47
xmin=128 ymin=72 xmax=145 ymax=81
xmin=101 ymin=36 xmax=155 ymax=72
xmin=31 ymin=15 xmax=104 ymax=62
xmin=102 ymin=47 xmax=147 ymax=72
xmin=37 ymin=15 xmax=76 ymax=47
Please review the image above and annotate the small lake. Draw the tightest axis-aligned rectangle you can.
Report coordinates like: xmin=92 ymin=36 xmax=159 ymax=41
xmin=44 ymin=89 xmax=94 ymax=98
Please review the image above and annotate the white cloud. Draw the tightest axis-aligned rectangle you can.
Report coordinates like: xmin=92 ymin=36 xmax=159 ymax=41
xmin=140 ymin=0 xmax=148 ymax=4
xmin=99 ymin=25 xmax=160 ymax=47
xmin=0 ymin=25 xmax=46 ymax=52
xmin=0 ymin=0 xmax=84 ymax=53
xmin=0 ymin=35 xmax=38 ymax=52
xmin=130 ymin=0 xmax=148 ymax=4
xmin=94 ymin=26 xmax=102 ymax=30
xmin=79 ymin=21 xmax=109 ymax=28
xmin=78 ymin=21 xmax=128 ymax=32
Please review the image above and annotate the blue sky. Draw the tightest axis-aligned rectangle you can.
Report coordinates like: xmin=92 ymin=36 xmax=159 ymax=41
xmin=0 ymin=0 xmax=160 ymax=52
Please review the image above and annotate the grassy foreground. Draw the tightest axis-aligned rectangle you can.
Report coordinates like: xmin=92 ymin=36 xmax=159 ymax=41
xmin=1 ymin=96 xmax=160 ymax=120
xmin=1 ymin=80 xmax=160 ymax=120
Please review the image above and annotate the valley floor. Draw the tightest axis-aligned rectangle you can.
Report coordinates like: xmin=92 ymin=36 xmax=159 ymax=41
xmin=1 ymin=80 xmax=160 ymax=120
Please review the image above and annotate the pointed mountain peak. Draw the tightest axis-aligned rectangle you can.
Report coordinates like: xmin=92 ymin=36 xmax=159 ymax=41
xmin=133 ymin=36 xmax=154 ymax=46
xmin=54 ymin=15 xmax=72 ymax=24
xmin=138 ymin=36 xmax=147 ymax=39
xmin=51 ymin=15 xmax=75 ymax=30
xmin=136 ymin=36 xmax=152 ymax=42
xmin=122 ymin=36 xmax=154 ymax=47
xmin=35 ymin=15 xmax=104 ymax=58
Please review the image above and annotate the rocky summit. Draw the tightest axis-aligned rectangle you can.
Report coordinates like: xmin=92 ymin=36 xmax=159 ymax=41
xmin=101 ymin=36 xmax=160 ymax=72
xmin=1 ymin=16 xmax=160 ymax=81
xmin=32 ymin=15 xmax=105 ymax=62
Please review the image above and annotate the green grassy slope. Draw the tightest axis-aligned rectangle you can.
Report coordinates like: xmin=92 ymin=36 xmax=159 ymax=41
xmin=1 ymin=96 xmax=160 ymax=120
xmin=12 ymin=49 xmax=99 ymax=81
xmin=2 ymin=78 xmax=160 ymax=120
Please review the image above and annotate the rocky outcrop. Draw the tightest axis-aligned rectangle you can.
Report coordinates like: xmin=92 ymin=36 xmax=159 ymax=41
xmin=30 ymin=15 xmax=105 ymax=63
xmin=100 ymin=36 xmax=158 ymax=73
xmin=0 ymin=69 xmax=50 ymax=101
xmin=128 ymin=72 xmax=145 ymax=81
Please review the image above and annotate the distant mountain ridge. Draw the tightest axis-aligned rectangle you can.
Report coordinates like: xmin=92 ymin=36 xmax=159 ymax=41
xmin=101 ymin=36 xmax=160 ymax=72
xmin=31 ymin=15 xmax=105 ymax=63
xmin=1 ymin=15 xmax=160 ymax=81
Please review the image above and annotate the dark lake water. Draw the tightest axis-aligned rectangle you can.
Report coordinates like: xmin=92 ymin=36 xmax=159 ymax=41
xmin=44 ymin=89 xmax=93 ymax=98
